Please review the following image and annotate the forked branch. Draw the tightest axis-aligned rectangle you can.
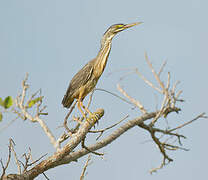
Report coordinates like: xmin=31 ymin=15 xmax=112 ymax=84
xmin=1 ymin=53 xmax=206 ymax=179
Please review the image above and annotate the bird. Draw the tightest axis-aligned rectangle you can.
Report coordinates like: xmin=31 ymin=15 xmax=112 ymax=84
xmin=62 ymin=22 xmax=142 ymax=119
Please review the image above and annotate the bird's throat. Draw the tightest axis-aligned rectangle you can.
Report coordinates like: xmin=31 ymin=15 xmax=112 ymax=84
xmin=94 ymin=42 xmax=112 ymax=77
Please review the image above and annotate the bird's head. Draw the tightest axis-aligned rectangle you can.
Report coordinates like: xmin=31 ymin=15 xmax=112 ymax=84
xmin=105 ymin=22 xmax=142 ymax=34
xmin=102 ymin=22 xmax=143 ymax=44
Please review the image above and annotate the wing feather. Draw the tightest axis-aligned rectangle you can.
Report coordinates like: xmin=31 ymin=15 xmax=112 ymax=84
xmin=62 ymin=59 xmax=94 ymax=108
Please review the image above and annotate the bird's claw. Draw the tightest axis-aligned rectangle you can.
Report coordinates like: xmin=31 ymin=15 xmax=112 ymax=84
xmin=88 ymin=112 xmax=99 ymax=123
xmin=86 ymin=109 xmax=104 ymax=125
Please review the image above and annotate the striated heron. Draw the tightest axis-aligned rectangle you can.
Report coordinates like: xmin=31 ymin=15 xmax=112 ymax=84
xmin=62 ymin=22 xmax=142 ymax=118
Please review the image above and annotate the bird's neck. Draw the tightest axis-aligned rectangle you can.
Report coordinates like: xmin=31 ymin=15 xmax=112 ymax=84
xmin=94 ymin=40 xmax=112 ymax=77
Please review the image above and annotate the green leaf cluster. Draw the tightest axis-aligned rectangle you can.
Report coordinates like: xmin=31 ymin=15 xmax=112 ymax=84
xmin=0 ymin=96 xmax=13 ymax=122
xmin=0 ymin=96 xmax=13 ymax=109
xmin=27 ymin=96 xmax=43 ymax=108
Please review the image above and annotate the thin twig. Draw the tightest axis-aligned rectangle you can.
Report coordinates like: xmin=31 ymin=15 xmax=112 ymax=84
xmin=135 ymin=68 xmax=162 ymax=93
xmin=81 ymin=137 xmax=104 ymax=156
xmin=0 ymin=140 xmax=12 ymax=179
xmin=80 ymin=155 xmax=92 ymax=180
xmin=166 ymin=72 xmax=170 ymax=90
xmin=150 ymin=158 xmax=166 ymax=174
xmin=63 ymin=101 xmax=76 ymax=135
xmin=138 ymin=122 xmax=173 ymax=164
xmin=175 ymin=90 xmax=183 ymax=100
xmin=16 ymin=74 xmax=59 ymax=150
xmin=117 ymin=84 xmax=147 ymax=114
xmin=163 ymin=143 xmax=189 ymax=151
xmin=119 ymin=70 xmax=137 ymax=81
xmin=20 ymin=73 xmax=29 ymax=107
xmin=26 ymin=89 xmax=42 ymax=108
xmin=56 ymin=132 xmax=70 ymax=146
xmin=42 ymin=172 xmax=50 ymax=180
xmin=171 ymin=81 xmax=180 ymax=95
xmin=90 ymin=115 xmax=129 ymax=140
xmin=169 ymin=113 xmax=207 ymax=132
xmin=94 ymin=88 xmax=134 ymax=106
xmin=27 ymin=153 xmax=47 ymax=167
xmin=158 ymin=60 xmax=167 ymax=77
xmin=144 ymin=52 xmax=166 ymax=93
xmin=10 ymin=139 xmax=21 ymax=174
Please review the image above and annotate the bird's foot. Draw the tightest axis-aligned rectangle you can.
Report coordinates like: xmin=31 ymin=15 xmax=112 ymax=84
xmin=73 ymin=115 xmax=83 ymax=124
xmin=87 ymin=109 xmax=105 ymax=125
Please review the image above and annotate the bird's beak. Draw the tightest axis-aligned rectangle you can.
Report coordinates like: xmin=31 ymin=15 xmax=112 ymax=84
xmin=123 ymin=22 xmax=143 ymax=29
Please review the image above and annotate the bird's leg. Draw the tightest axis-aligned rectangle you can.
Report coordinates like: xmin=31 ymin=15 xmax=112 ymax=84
xmin=77 ymin=100 xmax=87 ymax=120
xmin=78 ymin=101 xmax=92 ymax=124
xmin=80 ymin=101 xmax=100 ymax=123
xmin=80 ymin=101 xmax=93 ymax=116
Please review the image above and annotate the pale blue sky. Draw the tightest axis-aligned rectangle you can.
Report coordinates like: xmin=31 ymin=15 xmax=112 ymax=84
xmin=0 ymin=0 xmax=208 ymax=179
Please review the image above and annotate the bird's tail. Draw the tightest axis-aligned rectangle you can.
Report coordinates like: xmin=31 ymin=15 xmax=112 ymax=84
xmin=62 ymin=94 xmax=74 ymax=108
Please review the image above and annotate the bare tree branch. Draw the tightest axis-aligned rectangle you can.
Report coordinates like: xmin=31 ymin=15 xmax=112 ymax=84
xmin=90 ymin=114 xmax=129 ymax=140
xmin=169 ymin=112 xmax=207 ymax=132
xmin=158 ymin=60 xmax=167 ymax=77
xmin=80 ymin=155 xmax=91 ymax=180
xmin=1 ymin=140 xmax=12 ymax=179
xmin=134 ymin=68 xmax=162 ymax=93
xmin=10 ymin=139 xmax=21 ymax=174
xmin=63 ymin=101 xmax=77 ymax=135
xmin=117 ymin=84 xmax=147 ymax=114
xmin=94 ymin=88 xmax=134 ymax=107
xmin=2 ymin=53 xmax=206 ymax=179
xmin=82 ymin=137 xmax=104 ymax=156
xmin=144 ymin=52 xmax=166 ymax=93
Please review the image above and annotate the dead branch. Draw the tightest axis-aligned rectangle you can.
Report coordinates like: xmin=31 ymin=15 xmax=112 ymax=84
xmin=138 ymin=122 xmax=175 ymax=172
xmin=117 ymin=84 xmax=147 ymax=114
xmin=169 ymin=112 xmax=207 ymax=132
xmin=135 ymin=68 xmax=162 ymax=93
xmin=10 ymin=139 xmax=21 ymax=174
xmin=54 ymin=108 xmax=179 ymax=166
xmin=0 ymin=140 xmax=12 ymax=179
xmin=42 ymin=172 xmax=50 ymax=180
xmin=80 ymin=155 xmax=91 ymax=180
xmin=94 ymin=88 xmax=134 ymax=107
xmin=15 ymin=74 xmax=59 ymax=151
xmin=144 ymin=52 xmax=166 ymax=93
xmin=81 ymin=137 xmax=104 ymax=156
xmin=89 ymin=114 xmax=129 ymax=140
xmin=158 ymin=60 xmax=167 ymax=77
xmin=2 ymin=53 xmax=206 ymax=179
xmin=115 ymin=53 xmax=205 ymax=172
xmin=63 ymin=101 xmax=76 ymax=135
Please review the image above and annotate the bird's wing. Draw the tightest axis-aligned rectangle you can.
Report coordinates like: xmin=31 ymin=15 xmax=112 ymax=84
xmin=65 ymin=60 xmax=94 ymax=97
